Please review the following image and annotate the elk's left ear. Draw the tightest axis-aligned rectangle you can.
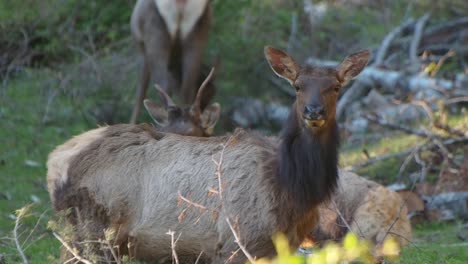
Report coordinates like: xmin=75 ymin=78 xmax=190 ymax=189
xmin=264 ymin=46 xmax=300 ymax=85
xmin=337 ymin=50 xmax=370 ymax=84
xmin=200 ymin=103 xmax=221 ymax=135
xmin=144 ymin=99 xmax=168 ymax=126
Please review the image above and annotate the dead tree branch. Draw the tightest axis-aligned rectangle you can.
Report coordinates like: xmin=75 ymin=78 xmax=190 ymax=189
xmin=347 ymin=137 xmax=468 ymax=171
xmin=375 ymin=18 xmax=415 ymax=65
xmin=410 ymin=13 xmax=431 ymax=64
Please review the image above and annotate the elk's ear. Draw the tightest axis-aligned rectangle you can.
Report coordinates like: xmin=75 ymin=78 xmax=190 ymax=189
xmin=144 ymin=99 xmax=168 ymax=126
xmin=264 ymin=46 xmax=300 ymax=85
xmin=337 ymin=50 xmax=370 ymax=85
xmin=200 ymin=102 xmax=221 ymax=135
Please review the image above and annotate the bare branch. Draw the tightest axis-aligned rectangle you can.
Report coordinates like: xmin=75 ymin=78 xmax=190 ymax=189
xmin=53 ymin=232 xmax=93 ymax=264
xmin=13 ymin=209 xmax=29 ymax=264
xmin=178 ymin=192 xmax=208 ymax=211
xmin=366 ymin=114 xmax=441 ymax=139
xmin=225 ymin=218 xmax=256 ymax=263
xmin=166 ymin=230 xmax=181 ymax=264
xmin=194 ymin=251 xmax=204 ymax=264
xmin=375 ymin=18 xmax=415 ymax=65
xmin=410 ymin=13 xmax=431 ymax=64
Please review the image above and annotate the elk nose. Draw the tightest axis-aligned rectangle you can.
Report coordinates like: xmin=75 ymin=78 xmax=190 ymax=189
xmin=304 ymin=105 xmax=325 ymax=120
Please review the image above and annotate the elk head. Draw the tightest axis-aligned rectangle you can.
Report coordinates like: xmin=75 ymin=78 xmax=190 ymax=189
xmin=144 ymin=68 xmax=220 ymax=137
xmin=264 ymin=46 xmax=369 ymax=133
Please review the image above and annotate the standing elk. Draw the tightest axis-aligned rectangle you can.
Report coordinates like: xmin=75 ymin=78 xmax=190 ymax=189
xmin=47 ymin=46 xmax=369 ymax=263
xmin=130 ymin=0 xmax=212 ymax=124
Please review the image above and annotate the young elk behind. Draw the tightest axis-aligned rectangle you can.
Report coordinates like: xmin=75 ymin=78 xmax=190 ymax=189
xmin=130 ymin=0 xmax=213 ymax=123
xmin=310 ymin=170 xmax=412 ymax=254
xmin=144 ymin=68 xmax=220 ymax=137
xmin=47 ymin=46 xmax=369 ymax=263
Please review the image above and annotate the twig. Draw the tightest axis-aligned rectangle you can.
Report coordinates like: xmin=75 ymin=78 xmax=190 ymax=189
xmin=411 ymin=100 xmax=434 ymax=123
xmin=13 ymin=209 xmax=29 ymax=264
xmin=178 ymin=192 xmax=208 ymax=210
xmin=53 ymin=232 xmax=93 ymax=264
xmin=212 ymin=135 xmax=235 ymax=203
xmin=375 ymin=18 xmax=415 ymax=65
xmin=225 ymin=217 xmax=256 ymax=263
xmin=103 ymin=231 xmax=121 ymax=264
xmin=410 ymin=13 xmax=431 ymax=64
xmin=396 ymin=148 xmax=418 ymax=182
xmin=331 ymin=200 xmax=353 ymax=233
xmin=445 ymin=96 xmax=468 ymax=105
xmin=429 ymin=49 xmax=456 ymax=78
xmin=213 ymin=135 xmax=255 ymax=263
xmin=366 ymin=114 xmax=441 ymax=139
xmin=377 ymin=204 xmax=405 ymax=247
xmin=21 ymin=210 xmax=48 ymax=249
xmin=194 ymin=251 xmax=204 ymax=264
xmin=42 ymin=88 xmax=58 ymax=124
xmin=166 ymin=230 xmax=181 ymax=264
xmin=225 ymin=248 xmax=241 ymax=264
xmin=434 ymin=120 xmax=466 ymax=137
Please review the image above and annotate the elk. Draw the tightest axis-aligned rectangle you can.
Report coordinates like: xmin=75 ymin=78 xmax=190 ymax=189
xmin=309 ymin=170 xmax=412 ymax=254
xmin=147 ymin=82 xmax=412 ymax=255
xmin=144 ymin=68 xmax=220 ymax=137
xmin=47 ymin=46 xmax=369 ymax=263
xmin=130 ymin=0 xmax=212 ymax=124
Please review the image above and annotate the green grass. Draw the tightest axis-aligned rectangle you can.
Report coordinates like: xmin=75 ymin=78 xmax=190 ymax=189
xmin=399 ymin=222 xmax=468 ymax=264
xmin=0 ymin=70 xmax=91 ymax=262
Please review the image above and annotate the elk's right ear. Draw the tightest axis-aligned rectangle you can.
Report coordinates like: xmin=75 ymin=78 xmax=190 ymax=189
xmin=200 ymin=103 xmax=221 ymax=135
xmin=264 ymin=46 xmax=300 ymax=85
xmin=144 ymin=99 xmax=168 ymax=126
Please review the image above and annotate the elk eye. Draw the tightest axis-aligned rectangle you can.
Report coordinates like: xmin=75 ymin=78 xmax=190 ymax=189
xmin=334 ymin=85 xmax=341 ymax=92
xmin=294 ymin=85 xmax=300 ymax=92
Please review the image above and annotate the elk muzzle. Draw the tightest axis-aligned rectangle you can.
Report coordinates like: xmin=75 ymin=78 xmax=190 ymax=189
xmin=303 ymin=105 xmax=326 ymax=128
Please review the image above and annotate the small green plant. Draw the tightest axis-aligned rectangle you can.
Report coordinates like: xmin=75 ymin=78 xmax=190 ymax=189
xmin=255 ymin=232 xmax=400 ymax=264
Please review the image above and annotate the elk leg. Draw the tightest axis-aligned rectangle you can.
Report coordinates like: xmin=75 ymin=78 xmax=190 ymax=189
xmin=130 ymin=56 xmax=150 ymax=124
xmin=130 ymin=2 xmax=172 ymax=123
xmin=180 ymin=5 xmax=211 ymax=105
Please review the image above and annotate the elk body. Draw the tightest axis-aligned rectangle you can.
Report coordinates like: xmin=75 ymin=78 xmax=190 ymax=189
xmin=130 ymin=0 xmax=212 ymax=123
xmin=47 ymin=47 xmax=369 ymax=263
xmin=310 ymin=170 xmax=412 ymax=253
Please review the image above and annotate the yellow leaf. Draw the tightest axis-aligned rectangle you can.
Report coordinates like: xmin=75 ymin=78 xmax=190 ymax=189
xmin=343 ymin=232 xmax=358 ymax=250
xmin=381 ymin=237 xmax=400 ymax=258
xmin=272 ymin=233 xmax=292 ymax=257
xmin=423 ymin=62 xmax=437 ymax=75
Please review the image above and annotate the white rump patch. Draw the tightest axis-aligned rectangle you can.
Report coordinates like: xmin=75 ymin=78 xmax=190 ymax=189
xmin=47 ymin=127 xmax=107 ymax=202
xmin=155 ymin=0 xmax=208 ymax=40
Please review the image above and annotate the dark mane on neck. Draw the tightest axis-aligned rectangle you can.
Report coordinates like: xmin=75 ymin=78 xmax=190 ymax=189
xmin=277 ymin=108 xmax=339 ymax=211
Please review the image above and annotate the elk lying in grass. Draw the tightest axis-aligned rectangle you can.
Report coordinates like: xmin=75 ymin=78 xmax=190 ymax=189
xmin=144 ymin=68 xmax=220 ymax=137
xmin=147 ymin=84 xmax=412 ymax=256
xmin=309 ymin=170 xmax=412 ymax=254
xmin=47 ymin=46 xmax=369 ymax=263
xmin=130 ymin=0 xmax=213 ymax=123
